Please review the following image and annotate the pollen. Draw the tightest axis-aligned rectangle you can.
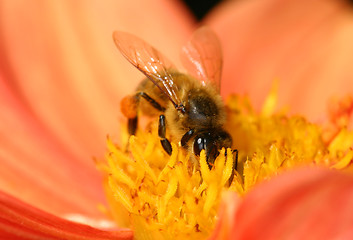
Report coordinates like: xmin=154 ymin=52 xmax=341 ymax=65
xmin=99 ymin=129 xmax=235 ymax=239
xmin=99 ymin=87 xmax=353 ymax=239
xmin=224 ymin=88 xmax=353 ymax=193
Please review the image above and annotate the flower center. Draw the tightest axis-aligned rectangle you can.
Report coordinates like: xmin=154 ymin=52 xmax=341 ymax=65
xmin=100 ymin=133 xmax=235 ymax=239
xmin=99 ymin=88 xmax=353 ymax=239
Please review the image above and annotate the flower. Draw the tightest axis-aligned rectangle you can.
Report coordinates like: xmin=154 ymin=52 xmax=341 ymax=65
xmin=101 ymin=86 xmax=353 ymax=239
xmin=1 ymin=0 xmax=353 ymax=239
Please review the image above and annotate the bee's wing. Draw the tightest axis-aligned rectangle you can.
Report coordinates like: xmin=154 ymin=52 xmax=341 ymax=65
xmin=113 ymin=31 xmax=182 ymax=109
xmin=181 ymin=26 xmax=222 ymax=92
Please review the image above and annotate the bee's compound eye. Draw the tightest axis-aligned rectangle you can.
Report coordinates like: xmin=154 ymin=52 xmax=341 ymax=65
xmin=193 ymin=136 xmax=206 ymax=156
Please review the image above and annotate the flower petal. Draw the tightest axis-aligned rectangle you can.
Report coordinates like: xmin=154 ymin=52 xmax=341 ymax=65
xmin=1 ymin=0 xmax=194 ymax=165
xmin=219 ymin=168 xmax=353 ymax=239
xmin=0 ymin=190 xmax=133 ymax=240
xmin=205 ymin=0 xmax=353 ymax=120
xmin=208 ymin=192 xmax=240 ymax=240
xmin=0 ymin=77 xmax=106 ymax=217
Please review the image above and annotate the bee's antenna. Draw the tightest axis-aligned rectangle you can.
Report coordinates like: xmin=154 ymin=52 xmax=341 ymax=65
xmin=176 ymin=104 xmax=186 ymax=114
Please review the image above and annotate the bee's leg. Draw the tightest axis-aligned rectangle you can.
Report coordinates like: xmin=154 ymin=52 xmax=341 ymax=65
xmin=123 ymin=92 xmax=165 ymax=136
xmin=128 ymin=117 xmax=138 ymax=135
xmin=123 ymin=116 xmax=138 ymax=152
xmin=228 ymin=149 xmax=238 ymax=186
xmin=180 ymin=129 xmax=195 ymax=148
xmin=121 ymin=94 xmax=139 ymax=136
xmin=137 ymin=92 xmax=165 ymax=112
xmin=132 ymin=91 xmax=165 ymax=133
xmin=158 ymin=114 xmax=172 ymax=155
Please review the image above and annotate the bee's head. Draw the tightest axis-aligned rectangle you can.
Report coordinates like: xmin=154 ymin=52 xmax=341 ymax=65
xmin=193 ymin=130 xmax=232 ymax=168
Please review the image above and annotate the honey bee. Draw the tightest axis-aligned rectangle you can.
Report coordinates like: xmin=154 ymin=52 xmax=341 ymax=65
xmin=113 ymin=26 xmax=238 ymax=173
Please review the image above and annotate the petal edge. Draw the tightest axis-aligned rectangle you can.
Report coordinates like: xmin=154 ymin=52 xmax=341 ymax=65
xmin=0 ymin=190 xmax=133 ymax=240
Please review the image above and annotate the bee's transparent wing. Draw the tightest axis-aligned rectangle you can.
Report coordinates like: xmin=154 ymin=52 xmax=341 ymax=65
xmin=181 ymin=26 xmax=222 ymax=92
xmin=113 ymin=31 xmax=182 ymax=109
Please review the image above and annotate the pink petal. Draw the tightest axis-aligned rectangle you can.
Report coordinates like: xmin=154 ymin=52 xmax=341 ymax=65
xmin=0 ymin=190 xmax=133 ymax=240
xmin=216 ymin=168 xmax=353 ymax=239
xmin=0 ymin=0 xmax=194 ymax=215
xmin=205 ymin=0 xmax=353 ymax=121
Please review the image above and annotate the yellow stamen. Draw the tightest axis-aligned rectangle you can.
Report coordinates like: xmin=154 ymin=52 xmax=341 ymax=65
xmin=98 ymin=85 xmax=353 ymax=239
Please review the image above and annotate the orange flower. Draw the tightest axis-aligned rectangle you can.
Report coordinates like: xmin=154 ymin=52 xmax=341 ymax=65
xmin=1 ymin=0 xmax=353 ymax=239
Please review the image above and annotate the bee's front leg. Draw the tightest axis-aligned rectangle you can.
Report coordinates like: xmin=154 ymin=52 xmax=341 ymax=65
xmin=128 ymin=117 xmax=138 ymax=136
xmin=180 ymin=129 xmax=194 ymax=148
xmin=228 ymin=149 xmax=238 ymax=186
xmin=158 ymin=115 xmax=172 ymax=155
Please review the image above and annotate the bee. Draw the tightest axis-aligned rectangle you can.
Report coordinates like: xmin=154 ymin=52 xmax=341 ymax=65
xmin=113 ymin=26 xmax=238 ymax=173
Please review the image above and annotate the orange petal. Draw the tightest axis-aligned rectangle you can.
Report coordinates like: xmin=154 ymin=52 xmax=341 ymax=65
xmin=0 ymin=77 xmax=108 ymax=217
xmin=0 ymin=190 xmax=133 ymax=240
xmin=205 ymin=0 xmax=353 ymax=120
xmin=0 ymin=0 xmax=194 ymax=216
xmin=208 ymin=192 xmax=240 ymax=240
xmin=217 ymin=168 xmax=353 ymax=239
xmin=1 ymin=0 xmax=194 ymax=164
